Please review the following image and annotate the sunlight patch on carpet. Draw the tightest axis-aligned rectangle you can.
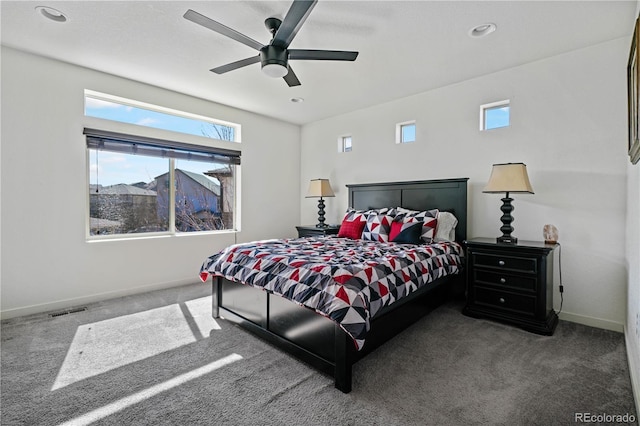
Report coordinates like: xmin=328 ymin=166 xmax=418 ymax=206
xmin=52 ymin=296 xmax=220 ymax=390
xmin=56 ymin=353 xmax=243 ymax=426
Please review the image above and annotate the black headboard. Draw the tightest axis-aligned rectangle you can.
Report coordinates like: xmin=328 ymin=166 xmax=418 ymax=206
xmin=346 ymin=178 xmax=469 ymax=243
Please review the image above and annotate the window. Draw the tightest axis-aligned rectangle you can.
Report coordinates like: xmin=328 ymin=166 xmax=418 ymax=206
xmin=396 ymin=121 xmax=416 ymax=144
xmin=84 ymin=90 xmax=240 ymax=142
xmin=481 ymin=100 xmax=510 ymax=130
xmin=86 ymin=129 xmax=240 ymax=237
xmin=339 ymin=135 xmax=352 ymax=152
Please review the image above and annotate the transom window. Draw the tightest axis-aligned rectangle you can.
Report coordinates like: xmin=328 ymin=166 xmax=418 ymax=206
xmin=480 ymin=100 xmax=510 ymax=130
xmin=84 ymin=90 xmax=240 ymax=142
xmin=396 ymin=121 xmax=416 ymax=144
xmin=340 ymin=135 xmax=352 ymax=152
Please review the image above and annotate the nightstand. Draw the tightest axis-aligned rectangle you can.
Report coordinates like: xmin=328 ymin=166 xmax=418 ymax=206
xmin=296 ymin=225 xmax=340 ymax=237
xmin=462 ymin=238 xmax=558 ymax=335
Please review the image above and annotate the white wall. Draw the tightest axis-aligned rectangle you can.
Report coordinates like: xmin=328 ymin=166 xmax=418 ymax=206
xmin=626 ymin=156 xmax=640 ymax=411
xmin=0 ymin=47 xmax=301 ymax=318
xmin=301 ymin=37 xmax=629 ymax=331
xmin=626 ymin=0 xmax=640 ymax=412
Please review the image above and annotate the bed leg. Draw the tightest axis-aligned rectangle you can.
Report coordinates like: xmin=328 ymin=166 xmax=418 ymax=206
xmin=211 ymin=277 xmax=221 ymax=318
xmin=334 ymin=325 xmax=353 ymax=393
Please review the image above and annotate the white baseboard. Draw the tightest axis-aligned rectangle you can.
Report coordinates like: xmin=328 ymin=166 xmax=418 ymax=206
xmin=559 ymin=310 xmax=624 ymax=333
xmin=0 ymin=279 xmax=200 ymax=321
xmin=624 ymin=325 xmax=640 ymax=417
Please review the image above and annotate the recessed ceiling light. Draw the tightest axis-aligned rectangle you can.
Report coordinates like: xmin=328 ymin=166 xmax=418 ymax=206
xmin=469 ymin=23 xmax=496 ymax=38
xmin=290 ymin=97 xmax=304 ymax=103
xmin=35 ymin=6 xmax=68 ymax=23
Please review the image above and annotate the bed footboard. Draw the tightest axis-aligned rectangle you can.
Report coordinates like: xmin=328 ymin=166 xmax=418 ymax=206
xmin=211 ymin=276 xmax=355 ymax=392
xmin=211 ymin=275 xmax=451 ymax=393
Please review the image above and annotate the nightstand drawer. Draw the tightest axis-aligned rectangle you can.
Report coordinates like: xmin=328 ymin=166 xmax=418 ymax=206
xmin=472 ymin=253 xmax=537 ymax=273
xmin=474 ymin=287 xmax=536 ymax=316
xmin=473 ymin=270 xmax=536 ymax=292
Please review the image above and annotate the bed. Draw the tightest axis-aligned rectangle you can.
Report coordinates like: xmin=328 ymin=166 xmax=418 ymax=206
xmin=200 ymin=178 xmax=468 ymax=393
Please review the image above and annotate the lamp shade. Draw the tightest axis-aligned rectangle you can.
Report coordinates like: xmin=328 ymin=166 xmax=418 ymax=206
xmin=306 ymin=179 xmax=335 ymax=198
xmin=483 ymin=163 xmax=534 ymax=194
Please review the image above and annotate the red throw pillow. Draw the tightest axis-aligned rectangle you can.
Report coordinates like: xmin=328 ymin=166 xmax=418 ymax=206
xmin=338 ymin=219 xmax=366 ymax=239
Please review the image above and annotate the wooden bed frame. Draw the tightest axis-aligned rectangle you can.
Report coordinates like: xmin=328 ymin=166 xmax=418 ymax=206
xmin=210 ymin=178 xmax=468 ymax=393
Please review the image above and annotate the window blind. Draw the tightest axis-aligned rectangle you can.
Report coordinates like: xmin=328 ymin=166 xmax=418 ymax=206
xmin=84 ymin=128 xmax=241 ymax=165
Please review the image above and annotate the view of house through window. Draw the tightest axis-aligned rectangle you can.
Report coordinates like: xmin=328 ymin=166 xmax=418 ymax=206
xmin=89 ymin=147 xmax=237 ymax=236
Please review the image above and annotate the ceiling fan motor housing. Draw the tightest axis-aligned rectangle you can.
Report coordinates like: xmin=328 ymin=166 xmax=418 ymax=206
xmin=260 ymin=45 xmax=288 ymax=69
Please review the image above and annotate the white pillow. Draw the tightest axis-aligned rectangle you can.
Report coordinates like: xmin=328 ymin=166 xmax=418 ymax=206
xmin=435 ymin=211 xmax=458 ymax=242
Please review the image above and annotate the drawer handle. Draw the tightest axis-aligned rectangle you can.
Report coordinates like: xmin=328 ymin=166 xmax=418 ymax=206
xmin=498 ymin=260 xmax=505 ymax=266
xmin=500 ymin=278 xmax=506 ymax=284
xmin=499 ymin=297 xmax=506 ymax=304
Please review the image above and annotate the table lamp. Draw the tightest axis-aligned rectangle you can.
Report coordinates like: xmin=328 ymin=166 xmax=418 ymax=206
xmin=306 ymin=178 xmax=335 ymax=228
xmin=483 ymin=163 xmax=534 ymax=244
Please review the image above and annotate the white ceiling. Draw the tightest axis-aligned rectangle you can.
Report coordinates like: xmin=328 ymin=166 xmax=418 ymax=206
xmin=1 ymin=1 xmax=636 ymax=125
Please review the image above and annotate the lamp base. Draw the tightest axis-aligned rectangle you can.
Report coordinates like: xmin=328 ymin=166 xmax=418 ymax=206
xmin=496 ymin=194 xmax=518 ymax=244
xmin=497 ymin=235 xmax=518 ymax=244
xmin=316 ymin=197 xmax=327 ymax=228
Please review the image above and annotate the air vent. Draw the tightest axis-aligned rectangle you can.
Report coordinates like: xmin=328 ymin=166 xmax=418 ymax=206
xmin=49 ymin=307 xmax=87 ymax=318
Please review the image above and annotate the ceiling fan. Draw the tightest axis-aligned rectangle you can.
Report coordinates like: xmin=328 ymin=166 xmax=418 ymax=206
xmin=183 ymin=0 xmax=359 ymax=87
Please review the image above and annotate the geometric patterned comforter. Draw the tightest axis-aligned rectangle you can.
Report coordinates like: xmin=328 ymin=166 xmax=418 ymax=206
xmin=200 ymin=236 xmax=463 ymax=350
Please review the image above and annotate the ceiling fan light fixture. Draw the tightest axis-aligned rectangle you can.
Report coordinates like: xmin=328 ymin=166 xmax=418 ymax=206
xmin=262 ymin=63 xmax=289 ymax=78
xmin=469 ymin=23 xmax=496 ymax=38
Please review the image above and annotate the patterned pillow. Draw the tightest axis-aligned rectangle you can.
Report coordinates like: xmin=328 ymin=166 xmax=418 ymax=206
xmin=337 ymin=219 xmax=367 ymax=239
xmin=362 ymin=212 xmax=395 ymax=242
xmin=389 ymin=220 xmax=423 ymax=244
xmin=341 ymin=208 xmax=367 ymax=223
xmin=393 ymin=208 xmax=439 ymax=243
xmin=341 ymin=208 xmax=396 ymax=241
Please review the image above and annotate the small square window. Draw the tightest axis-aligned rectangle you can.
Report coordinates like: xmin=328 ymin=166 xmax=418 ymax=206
xmin=396 ymin=121 xmax=416 ymax=144
xmin=481 ymin=100 xmax=510 ymax=130
xmin=343 ymin=136 xmax=352 ymax=152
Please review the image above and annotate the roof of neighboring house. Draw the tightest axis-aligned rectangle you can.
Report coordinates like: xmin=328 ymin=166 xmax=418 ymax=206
xmin=204 ymin=166 xmax=233 ymax=177
xmin=177 ymin=169 xmax=220 ymax=196
xmin=93 ymin=183 xmax=157 ymax=196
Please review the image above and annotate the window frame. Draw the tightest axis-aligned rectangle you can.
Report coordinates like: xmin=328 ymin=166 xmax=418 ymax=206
xmin=396 ymin=121 xmax=416 ymax=144
xmin=85 ymin=129 xmax=241 ymax=241
xmin=480 ymin=99 xmax=510 ymax=131
xmin=339 ymin=135 xmax=353 ymax=153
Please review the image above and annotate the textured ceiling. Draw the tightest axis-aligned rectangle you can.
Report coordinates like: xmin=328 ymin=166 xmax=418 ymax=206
xmin=1 ymin=1 xmax=636 ymax=124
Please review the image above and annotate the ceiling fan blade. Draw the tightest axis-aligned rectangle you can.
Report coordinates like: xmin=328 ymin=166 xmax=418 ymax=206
xmin=211 ymin=56 xmax=261 ymax=74
xmin=283 ymin=66 xmax=301 ymax=87
xmin=289 ymin=49 xmax=359 ymax=61
xmin=184 ymin=9 xmax=264 ymax=51
xmin=272 ymin=0 xmax=317 ymax=49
